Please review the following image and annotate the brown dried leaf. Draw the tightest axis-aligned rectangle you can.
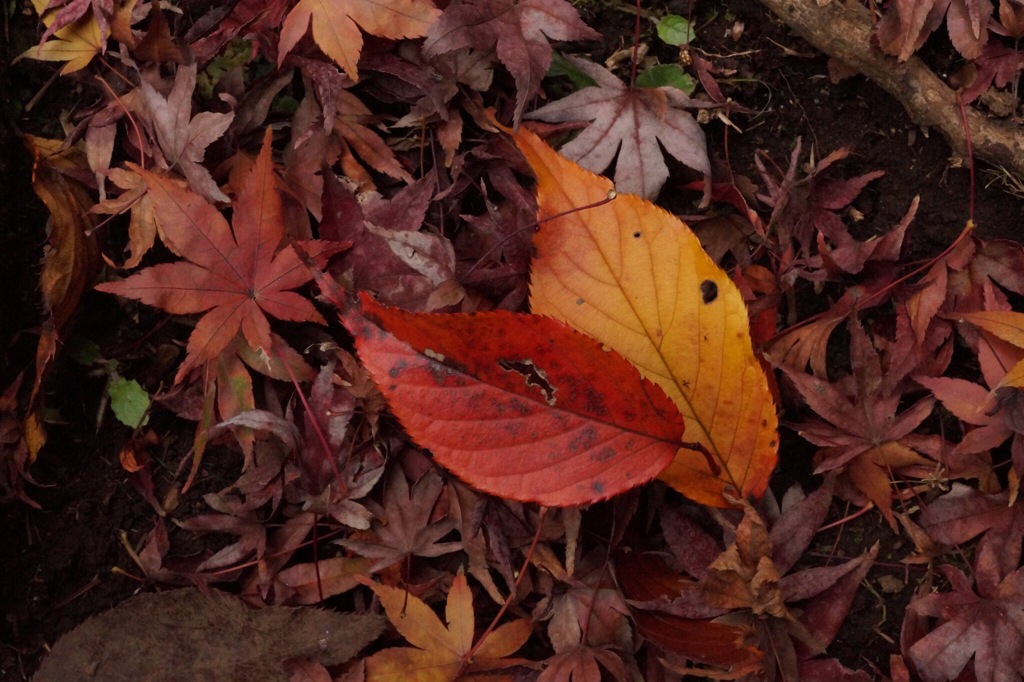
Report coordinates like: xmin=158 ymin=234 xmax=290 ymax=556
xmin=34 ymin=589 xmax=385 ymax=680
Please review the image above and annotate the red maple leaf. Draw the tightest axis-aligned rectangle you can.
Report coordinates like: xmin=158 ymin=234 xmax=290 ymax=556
xmin=96 ymin=129 xmax=348 ymax=383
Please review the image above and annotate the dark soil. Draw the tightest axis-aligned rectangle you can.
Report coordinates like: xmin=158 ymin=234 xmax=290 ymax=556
xmin=2 ymin=0 xmax=1020 ymax=679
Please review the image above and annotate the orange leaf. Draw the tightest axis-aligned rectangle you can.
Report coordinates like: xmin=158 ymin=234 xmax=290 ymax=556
xmin=515 ymin=128 xmax=778 ymax=507
xmin=344 ymin=293 xmax=684 ymax=507
xmin=361 ymin=571 xmax=532 ymax=681
xmin=25 ymin=135 xmax=102 ymax=459
xmin=278 ymin=0 xmax=441 ymax=81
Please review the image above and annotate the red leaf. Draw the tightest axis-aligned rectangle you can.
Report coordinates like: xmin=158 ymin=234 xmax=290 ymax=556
xmin=343 ymin=293 xmax=684 ymax=506
xmin=96 ymin=129 xmax=348 ymax=382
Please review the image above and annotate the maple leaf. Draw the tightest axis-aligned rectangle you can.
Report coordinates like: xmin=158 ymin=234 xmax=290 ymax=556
xmin=339 ymin=468 xmax=461 ymax=572
xmin=906 ymin=563 xmax=1024 ymax=682
xmin=423 ymin=0 xmax=599 ymax=125
xmin=778 ymin=319 xmax=937 ymax=528
xmin=131 ymin=65 xmax=235 ymax=203
xmin=361 ymin=570 xmax=533 ymax=680
xmin=695 ymin=490 xmax=878 ymax=681
xmin=876 ymin=0 xmax=993 ymax=61
xmin=516 ymin=127 xmax=777 ymax=507
xmin=277 ymin=0 xmax=441 ymax=81
xmin=96 ymin=129 xmax=348 ymax=383
xmin=323 ymin=172 xmax=461 ymax=311
xmin=37 ymin=0 xmax=114 ymax=43
xmin=91 ymin=167 xmax=156 ymax=268
xmin=17 ymin=4 xmax=104 ymax=74
xmin=526 ymin=55 xmax=712 ymax=202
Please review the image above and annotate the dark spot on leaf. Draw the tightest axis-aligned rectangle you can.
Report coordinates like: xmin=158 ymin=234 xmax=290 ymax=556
xmin=769 ymin=440 xmax=777 ymax=448
xmin=592 ymin=480 xmax=605 ymax=494
xmin=576 ymin=298 xmax=585 ymax=305
xmin=701 ymin=280 xmax=718 ymax=304
xmin=569 ymin=426 xmax=598 ymax=452
xmin=633 ymin=231 xmax=641 ymax=238
xmin=388 ymin=361 xmax=407 ymax=378
xmin=593 ymin=447 xmax=616 ymax=462
xmin=761 ymin=419 xmax=767 ymax=427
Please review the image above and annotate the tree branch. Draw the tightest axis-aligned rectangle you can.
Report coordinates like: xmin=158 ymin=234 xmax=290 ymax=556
xmin=758 ymin=0 xmax=1024 ymax=177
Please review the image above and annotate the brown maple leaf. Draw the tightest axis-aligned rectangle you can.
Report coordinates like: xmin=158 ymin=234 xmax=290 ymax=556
xmin=129 ymin=65 xmax=235 ymax=203
xmin=778 ymin=318 xmax=939 ymax=527
xmin=906 ymin=562 xmax=1024 ymax=682
xmin=96 ymin=129 xmax=348 ymax=383
xmin=694 ymin=488 xmax=878 ymax=681
xmin=876 ymin=0 xmax=992 ymax=61
xmin=423 ymin=0 xmax=599 ymax=125
xmin=526 ymin=55 xmax=712 ymax=202
xmin=339 ymin=467 xmax=462 ymax=572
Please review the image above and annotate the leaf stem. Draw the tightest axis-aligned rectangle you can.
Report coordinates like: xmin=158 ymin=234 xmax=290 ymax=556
xmin=459 ymin=506 xmax=548 ymax=675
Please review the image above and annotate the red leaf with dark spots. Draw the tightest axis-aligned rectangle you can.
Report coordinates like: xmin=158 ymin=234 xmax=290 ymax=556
xmin=342 ymin=293 xmax=684 ymax=506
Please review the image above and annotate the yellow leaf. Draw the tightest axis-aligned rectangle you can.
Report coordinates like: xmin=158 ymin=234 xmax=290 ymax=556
xmin=278 ymin=0 xmax=441 ymax=81
xmin=516 ymin=128 xmax=778 ymax=508
xmin=18 ymin=10 xmax=103 ymax=74
xmin=362 ymin=572 xmax=531 ymax=681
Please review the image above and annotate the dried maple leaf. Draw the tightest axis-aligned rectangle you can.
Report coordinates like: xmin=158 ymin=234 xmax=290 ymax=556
xmin=526 ymin=55 xmax=712 ymax=202
xmin=423 ymin=0 xmax=598 ymax=124
xmin=91 ymin=167 xmax=157 ymax=268
xmin=17 ymin=5 xmax=104 ymax=74
xmin=695 ymin=491 xmax=878 ymax=681
xmin=36 ymin=0 xmax=114 ymax=43
xmin=361 ymin=570 xmax=533 ymax=680
xmin=905 ymin=562 xmax=1024 ymax=682
xmin=876 ymin=0 xmax=992 ymax=61
xmin=778 ymin=318 xmax=937 ymax=527
xmin=278 ymin=0 xmax=441 ymax=81
xmin=131 ymin=65 xmax=235 ymax=203
xmin=324 ymin=172 xmax=460 ymax=311
xmin=96 ymin=129 xmax=348 ymax=383
xmin=339 ymin=468 xmax=461 ymax=572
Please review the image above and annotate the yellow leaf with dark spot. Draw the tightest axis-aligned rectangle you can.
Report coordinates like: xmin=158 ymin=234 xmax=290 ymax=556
xmin=516 ymin=127 xmax=778 ymax=507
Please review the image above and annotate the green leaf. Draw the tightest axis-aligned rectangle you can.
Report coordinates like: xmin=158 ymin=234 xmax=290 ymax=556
xmin=548 ymin=51 xmax=598 ymax=90
xmin=657 ymin=15 xmax=695 ymax=46
xmin=108 ymin=376 xmax=150 ymax=428
xmin=68 ymin=336 xmax=102 ymax=365
xmin=636 ymin=64 xmax=697 ymax=94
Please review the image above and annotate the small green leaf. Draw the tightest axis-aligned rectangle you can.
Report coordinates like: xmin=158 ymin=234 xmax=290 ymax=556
xmin=108 ymin=377 xmax=150 ymax=428
xmin=636 ymin=64 xmax=697 ymax=94
xmin=68 ymin=337 xmax=102 ymax=366
xmin=547 ymin=52 xmax=598 ymax=90
xmin=657 ymin=15 xmax=695 ymax=46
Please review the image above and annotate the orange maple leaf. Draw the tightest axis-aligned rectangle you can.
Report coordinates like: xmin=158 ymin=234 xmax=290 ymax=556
xmin=278 ymin=0 xmax=441 ymax=81
xmin=96 ymin=129 xmax=348 ymax=383
xmin=361 ymin=571 xmax=532 ymax=680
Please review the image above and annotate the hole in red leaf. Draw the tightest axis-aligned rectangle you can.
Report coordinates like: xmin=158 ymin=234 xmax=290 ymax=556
xmin=498 ymin=358 xmax=557 ymax=406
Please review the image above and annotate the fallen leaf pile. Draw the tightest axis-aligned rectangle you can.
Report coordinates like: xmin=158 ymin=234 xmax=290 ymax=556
xmin=9 ymin=0 xmax=1024 ymax=679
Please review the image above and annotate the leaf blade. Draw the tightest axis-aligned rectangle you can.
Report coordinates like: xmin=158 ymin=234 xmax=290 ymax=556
xmin=517 ymin=127 xmax=778 ymax=507
xmin=344 ymin=294 xmax=683 ymax=506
